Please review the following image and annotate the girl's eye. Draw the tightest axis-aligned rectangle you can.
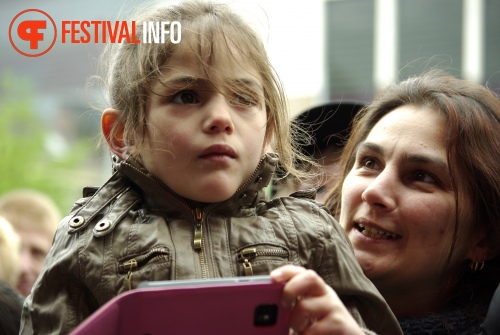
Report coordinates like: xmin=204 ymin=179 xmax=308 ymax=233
xmin=171 ymin=90 xmax=199 ymax=104
xmin=231 ymin=93 xmax=257 ymax=107
xmin=414 ymin=171 xmax=437 ymax=183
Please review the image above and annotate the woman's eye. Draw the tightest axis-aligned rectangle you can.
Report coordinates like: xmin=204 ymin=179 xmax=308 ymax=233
xmin=414 ymin=171 xmax=437 ymax=183
xmin=171 ymin=90 xmax=198 ymax=104
xmin=362 ymin=158 xmax=379 ymax=170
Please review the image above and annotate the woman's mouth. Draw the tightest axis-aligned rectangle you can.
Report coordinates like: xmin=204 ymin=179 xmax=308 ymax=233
xmin=355 ymin=223 xmax=402 ymax=240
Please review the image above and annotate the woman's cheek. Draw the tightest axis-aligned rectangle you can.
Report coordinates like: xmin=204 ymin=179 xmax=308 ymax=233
xmin=339 ymin=174 xmax=362 ymax=228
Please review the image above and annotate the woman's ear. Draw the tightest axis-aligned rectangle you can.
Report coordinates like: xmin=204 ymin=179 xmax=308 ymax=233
xmin=467 ymin=237 xmax=498 ymax=263
xmin=102 ymin=108 xmax=130 ymax=159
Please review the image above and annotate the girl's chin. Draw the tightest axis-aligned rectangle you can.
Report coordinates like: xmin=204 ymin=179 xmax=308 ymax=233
xmin=183 ymin=187 xmax=238 ymax=204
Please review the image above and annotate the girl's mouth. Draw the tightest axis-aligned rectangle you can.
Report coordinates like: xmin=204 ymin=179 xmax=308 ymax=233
xmin=355 ymin=223 xmax=402 ymax=240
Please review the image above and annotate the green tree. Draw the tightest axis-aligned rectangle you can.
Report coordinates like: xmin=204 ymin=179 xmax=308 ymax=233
xmin=0 ymin=73 xmax=94 ymax=211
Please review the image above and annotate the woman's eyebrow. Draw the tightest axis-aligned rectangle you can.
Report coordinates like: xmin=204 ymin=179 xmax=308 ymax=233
xmin=357 ymin=141 xmax=449 ymax=171
xmin=405 ymin=153 xmax=449 ymax=172
xmin=356 ymin=142 xmax=384 ymax=155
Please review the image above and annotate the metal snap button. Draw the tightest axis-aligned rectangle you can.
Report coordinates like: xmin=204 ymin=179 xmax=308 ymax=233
xmin=95 ymin=220 xmax=111 ymax=232
xmin=69 ymin=216 xmax=85 ymax=228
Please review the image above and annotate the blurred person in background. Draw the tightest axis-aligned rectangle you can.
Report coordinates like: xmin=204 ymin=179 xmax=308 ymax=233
xmin=0 ymin=279 xmax=24 ymax=335
xmin=0 ymin=216 xmax=20 ymax=288
xmin=272 ymin=101 xmax=363 ymax=203
xmin=0 ymin=189 xmax=60 ymax=297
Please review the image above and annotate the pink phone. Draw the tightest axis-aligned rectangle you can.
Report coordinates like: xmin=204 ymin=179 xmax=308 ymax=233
xmin=70 ymin=276 xmax=291 ymax=335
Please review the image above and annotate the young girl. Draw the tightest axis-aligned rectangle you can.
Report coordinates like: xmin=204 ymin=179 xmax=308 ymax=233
xmin=20 ymin=1 xmax=401 ymax=334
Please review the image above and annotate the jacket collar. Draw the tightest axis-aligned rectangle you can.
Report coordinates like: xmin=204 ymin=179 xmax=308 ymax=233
xmin=67 ymin=153 xmax=279 ymax=237
xmin=116 ymin=152 xmax=279 ymax=216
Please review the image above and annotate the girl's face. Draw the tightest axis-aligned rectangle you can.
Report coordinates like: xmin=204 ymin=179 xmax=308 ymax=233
xmin=340 ymin=105 xmax=476 ymax=314
xmin=138 ymin=49 xmax=268 ymax=203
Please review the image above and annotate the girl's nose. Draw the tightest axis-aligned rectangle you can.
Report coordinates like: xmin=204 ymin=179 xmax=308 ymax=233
xmin=203 ymin=97 xmax=234 ymax=134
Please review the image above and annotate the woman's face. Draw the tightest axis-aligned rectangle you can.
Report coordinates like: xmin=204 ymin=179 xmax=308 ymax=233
xmin=340 ymin=105 xmax=476 ymax=313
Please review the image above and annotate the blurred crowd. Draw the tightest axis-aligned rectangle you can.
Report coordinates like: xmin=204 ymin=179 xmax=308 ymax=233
xmin=0 ymin=189 xmax=60 ymax=334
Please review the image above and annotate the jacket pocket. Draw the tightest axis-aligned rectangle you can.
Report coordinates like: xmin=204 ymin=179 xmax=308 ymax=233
xmin=118 ymin=246 xmax=170 ymax=290
xmin=236 ymin=244 xmax=289 ymax=276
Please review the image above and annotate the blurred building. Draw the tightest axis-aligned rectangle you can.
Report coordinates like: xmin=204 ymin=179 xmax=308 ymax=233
xmin=326 ymin=0 xmax=500 ymax=101
xmin=1 ymin=0 xmax=499 ymax=199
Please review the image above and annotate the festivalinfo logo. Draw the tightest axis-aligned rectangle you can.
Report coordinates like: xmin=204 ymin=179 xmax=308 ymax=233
xmin=9 ymin=9 xmax=182 ymax=57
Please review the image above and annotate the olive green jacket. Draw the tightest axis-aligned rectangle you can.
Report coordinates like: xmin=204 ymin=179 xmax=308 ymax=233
xmin=20 ymin=153 xmax=402 ymax=335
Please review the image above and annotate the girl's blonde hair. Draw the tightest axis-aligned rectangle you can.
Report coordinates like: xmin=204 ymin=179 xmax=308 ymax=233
xmin=97 ymin=0 xmax=315 ymax=182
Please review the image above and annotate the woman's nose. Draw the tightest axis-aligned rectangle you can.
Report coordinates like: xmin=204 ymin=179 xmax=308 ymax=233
xmin=361 ymin=169 xmax=397 ymax=211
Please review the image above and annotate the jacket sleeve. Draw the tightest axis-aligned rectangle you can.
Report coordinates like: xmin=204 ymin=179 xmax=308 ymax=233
xmin=290 ymin=200 xmax=403 ymax=335
xmin=19 ymin=215 xmax=97 ymax=335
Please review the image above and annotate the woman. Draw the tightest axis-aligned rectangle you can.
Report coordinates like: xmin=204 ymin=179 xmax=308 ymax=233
xmin=272 ymin=69 xmax=500 ymax=334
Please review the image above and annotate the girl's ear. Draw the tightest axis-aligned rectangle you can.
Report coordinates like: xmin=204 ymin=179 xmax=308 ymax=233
xmin=102 ymin=108 xmax=130 ymax=159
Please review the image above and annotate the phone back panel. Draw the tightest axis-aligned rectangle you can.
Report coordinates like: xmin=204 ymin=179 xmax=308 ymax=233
xmin=70 ymin=279 xmax=291 ymax=335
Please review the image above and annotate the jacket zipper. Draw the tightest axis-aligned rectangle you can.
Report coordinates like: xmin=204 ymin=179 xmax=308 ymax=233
xmin=237 ymin=247 xmax=289 ymax=276
xmin=193 ymin=159 xmax=266 ymax=279
xmin=118 ymin=247 xmax=169 ymax=290
xmin=194 ymin=207 xmax=209 ymax=279
xmin=122 ymin=156 xmax=267 ymax=280
xmin=122 ymin=161 xmax=210 ymax=276
xmin=193 ymin=208 xmax=203 ymax=250
xmin=231 ymin=157 xmax=265 ymax=198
